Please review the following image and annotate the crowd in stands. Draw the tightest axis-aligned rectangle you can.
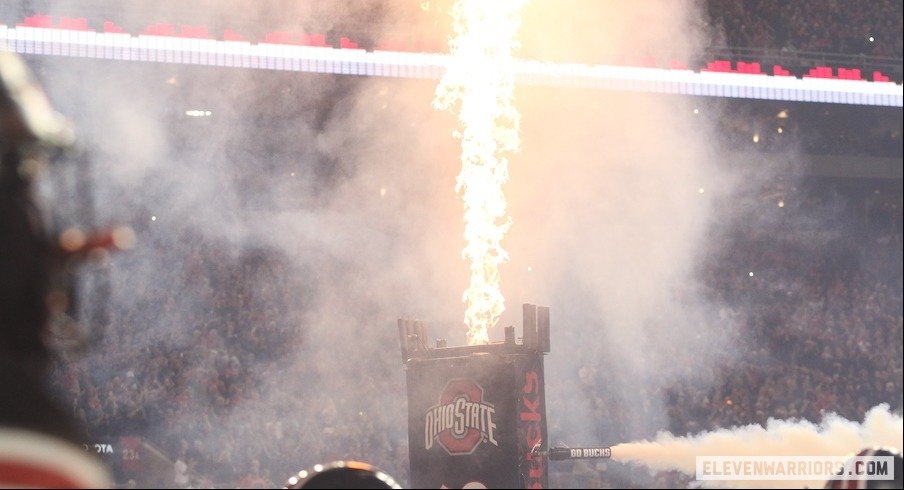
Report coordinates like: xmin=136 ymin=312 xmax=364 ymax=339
xmin=717 ymin=101 xmax=903 ymax=159
xmin=707 ymin=0 xmax=903 ymax=58
xmin=46 ymin=173 xmax=902 ymax=488
xmin=549 ymin=181 xmax=902 ymax=488
xmin=49 ymin=231 xmax=409 ymax=488
xmin=37 ymin=2 xmax=902 ymax=487
xmin=680 ymin=198 xmax=901 ymax=433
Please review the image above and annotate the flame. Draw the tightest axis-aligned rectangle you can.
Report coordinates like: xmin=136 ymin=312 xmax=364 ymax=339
xmin=434 ymin=0 xmax=527 ymax=345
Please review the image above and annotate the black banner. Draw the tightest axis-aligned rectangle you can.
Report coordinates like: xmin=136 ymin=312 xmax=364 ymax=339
xmin=406 ymin=350 xmax=548 ymax=489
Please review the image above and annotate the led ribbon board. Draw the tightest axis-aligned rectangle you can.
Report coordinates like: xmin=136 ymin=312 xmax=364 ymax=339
xmin=2 ymin=26 xmax=902 ymax=107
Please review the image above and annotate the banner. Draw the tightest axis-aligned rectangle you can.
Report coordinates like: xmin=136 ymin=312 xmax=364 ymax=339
xmin=406 ymin=350 xmax=547 ymax=489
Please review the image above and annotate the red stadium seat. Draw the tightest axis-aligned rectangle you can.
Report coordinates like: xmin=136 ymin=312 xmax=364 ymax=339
xmin=804 ymin=66 xmax=834 ymax=78
xmin=296 ymin=34 xmax=328 ymax=47
xmin=23 ymin=15 xmax=53 ymax=28
xmin=223 ymin=29 xmax=245 ymax=42
xmin=836 ymin=67 xmax=863 ymax=80
xmin=310 ymin=34 xmax=327 ymax=47
xmin=737 ymin=61 xmax=764 ymax=74
xmin=703 ymin=60 xmax=733 ymax=72
xmin=872 ymin=71 xmax=892 ymax=82
xmin=59 ymin=17 xmax=89 ymax=31
xmin=102 ymin=21 xmax=124 ymax=33
xmin=772 ymin=65 xmax=792 ymax=76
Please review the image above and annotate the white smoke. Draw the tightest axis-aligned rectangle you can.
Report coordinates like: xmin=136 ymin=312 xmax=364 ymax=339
xmin=18 ymin=0 xmax=735 ymax=484
xmin=9 ymin=0 xmax=899 ymax=488
xmin=612 ymin=404 xmax=903 ymax=488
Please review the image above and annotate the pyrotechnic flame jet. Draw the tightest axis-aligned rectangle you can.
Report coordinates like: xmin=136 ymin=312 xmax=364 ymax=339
xmin=434 ymin=0 xmax=527 ymax=345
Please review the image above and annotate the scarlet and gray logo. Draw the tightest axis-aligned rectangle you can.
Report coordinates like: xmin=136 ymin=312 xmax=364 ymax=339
xmin=424 ymin=379 xmax=498 ymax=455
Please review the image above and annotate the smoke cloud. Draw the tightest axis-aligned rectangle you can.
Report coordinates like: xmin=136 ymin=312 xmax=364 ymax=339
xmin=19 ymin=0 xmax=732 ymax=483
xmin=7 ymin=0 xmax=897 ymax=487
xmin=612 ymin=404 xmax=903 ymax=488
xmin=502 ymin=0 xmax=737 ymax=445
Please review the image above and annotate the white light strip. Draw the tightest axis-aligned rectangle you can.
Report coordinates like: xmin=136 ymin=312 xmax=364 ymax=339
xmin=2 ymin=26 xmax=902 ymax=107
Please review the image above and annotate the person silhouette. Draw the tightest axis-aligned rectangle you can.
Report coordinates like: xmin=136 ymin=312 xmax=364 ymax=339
xmin=0 ymin=50 xmax=110 ymax=488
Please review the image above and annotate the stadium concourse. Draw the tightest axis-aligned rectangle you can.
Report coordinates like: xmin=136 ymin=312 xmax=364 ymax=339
xmin=0 ymin=0 xmax=898 ymax=488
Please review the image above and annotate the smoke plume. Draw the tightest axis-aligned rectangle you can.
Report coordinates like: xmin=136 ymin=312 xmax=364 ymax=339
xmin=5 ymin=0 xmax=898 ymax=487
xmin=613 ymin=404 xmax=903 ymax=488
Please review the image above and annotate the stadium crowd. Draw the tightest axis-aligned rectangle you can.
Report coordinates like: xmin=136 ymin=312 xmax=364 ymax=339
xmin=39 ymin=1 xmax=902 ymax=488
xmin=707 ymin=0 xmax=903 ymax=58
xmin=717 ymin=101 xmax=902 ymax=159
xmin=550 ymin=182 xmax=902 ymax=488
xmin=46 ymin=174 xmax=902 ymax=488
xmin=49 ymin=231 xmax=409 ymax=488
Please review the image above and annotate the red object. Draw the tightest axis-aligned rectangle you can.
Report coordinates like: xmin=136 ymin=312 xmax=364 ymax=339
xmin=55 ymin=227 xmax=132 ymax=260
xmin=837 ymin=67 xmax=863 ymax=80
xmin=773 ymin=65 xmax=792 ymax=76
xmin=0 ymin=462 xmax=84 ymax=488
xmin=223 ymin=29 xmax=245 ymax=41
xmin=120 ymin=436 xmax=142 ymax=473
xmin=737 ymin=61 xmax=764 ymax=74
xmin=669 ymin=59 xmax=689 ymax=70
xmin=59 ymin=17 xmax=89 ymax=31
xmin=103 ymin=21 xmax=124 ymax=33
xmin=804 ymin=66 xmax=834 ymax=78
xmin=872 ymin=71 xmax=891 ymax=82
xmin=23 ymin=15 xmax=53 ymax=28
xmin=297 ymin=34 xmax=328 ymax=47
xmin=703 ymin=59 xmax=733 ymax=72
xmin=0 ymin=432 xmax=109 ymax=488
xmin=340 ymin=37 xmax=359 ymax=49
xmin=309 ymin=34 xmax=327 ymax=46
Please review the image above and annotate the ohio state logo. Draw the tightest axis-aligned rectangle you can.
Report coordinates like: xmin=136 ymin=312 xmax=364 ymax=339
xmin=424 ymin=379 xmax=498 ymax=455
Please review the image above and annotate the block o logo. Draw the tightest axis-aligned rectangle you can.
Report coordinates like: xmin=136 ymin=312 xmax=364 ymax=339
xmin=424 ymin=379 xmax=498 ymax=455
